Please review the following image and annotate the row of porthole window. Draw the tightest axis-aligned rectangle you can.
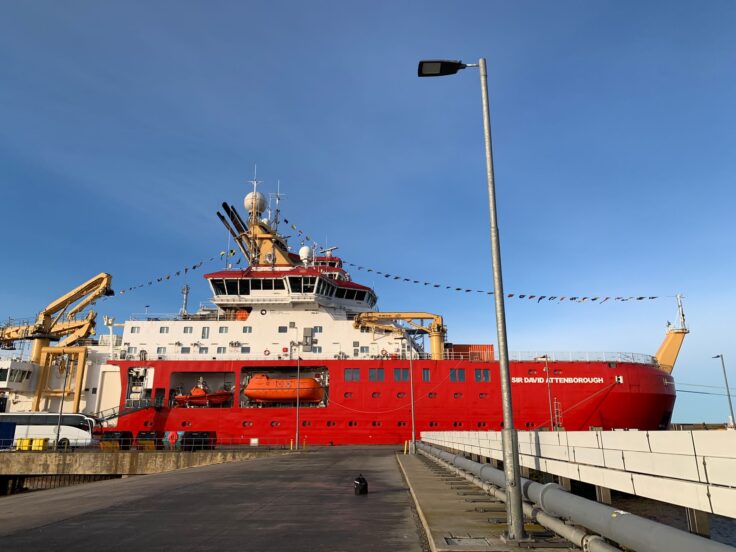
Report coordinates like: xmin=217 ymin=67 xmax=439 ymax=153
xmin=343 ymin=391 xmax=490 ymax=399
xmin=237 ymin=420 xmax=491 ymax=429
xmin=347 ymin=368 xmax=492 ymax=383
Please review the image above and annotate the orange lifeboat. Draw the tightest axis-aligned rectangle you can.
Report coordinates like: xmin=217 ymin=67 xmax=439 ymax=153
xmin=174 ymin=382 xmax=232 ymax=407
xmin=243 ymin=374 xmax=323 ymax=403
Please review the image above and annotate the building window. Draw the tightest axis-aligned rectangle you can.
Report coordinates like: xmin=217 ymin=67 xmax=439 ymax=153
xmin=240 ymin=346 xmax=251 ymax=354
xmin=450 ymin=368 xmax=465 ymax=382
xmin=422 ymin=368 xmax=431 ymax=382
xmin=159 ymin=326 xmax=169 ymax=334
xmin=219 ymin=326 xmax=228 ymax=334
xmin=393 ymin=368 xmax=409 ymax=382
xmin=344 ymin=368 xmax=360 ymax=382
xmin=278 ymin=326 xmax=288 ymax=333
xmin=183 ymin=326 xmax=193 ymax=334
xmin=312 ymin=346 xmax=322 ymax=353
xmin=369 ymin=368 xmax=384 ymax=382
xmin=359 ymin=346 xmax=369 ymax=354
xmin=201 ymin=327 xmax=210 ymax=339
xmin=475 ymin=369 xmax=491 ymax=383
xmin=181 ymin=347 xmax=191 ymax=354
xmin=313 ymin=326 xmax=323 ymax=333
xmin=242 ymin=326 xmax=252 ymax=334
xmin=156 ymin=347 xmax=166 ymax=355
xmin=199 ymin=347 xmax=209 ymax=354
xmin=216 ymin=346 xmax=226 ymax=354
xmin=130 ymin=326 xmax=140 ymax=334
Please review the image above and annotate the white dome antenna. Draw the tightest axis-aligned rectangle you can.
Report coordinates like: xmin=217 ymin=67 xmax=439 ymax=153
xmin=299 ymin=245 xmax=312 ymax=266
xmin=244 ymin=191 xmax=266 ymax=217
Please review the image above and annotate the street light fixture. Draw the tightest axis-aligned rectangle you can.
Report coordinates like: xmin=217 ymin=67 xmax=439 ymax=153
xmin=713 ymin=354 xmax=735 ymax=428
xmin=418 ymin=57 xmax=527 ymax=541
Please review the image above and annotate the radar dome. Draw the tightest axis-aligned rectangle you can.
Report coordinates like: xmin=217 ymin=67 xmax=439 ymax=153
xmin=244 ymin=192 xmax=267 ymax=216
xmin=299 ymin=245 xmax=312 ymax=264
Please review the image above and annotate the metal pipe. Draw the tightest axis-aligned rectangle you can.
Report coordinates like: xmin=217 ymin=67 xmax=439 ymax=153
xmin=418 ymin=443 xmax=734 ymax=552
xmin=714 ymin=354 xmax=735 ymax=426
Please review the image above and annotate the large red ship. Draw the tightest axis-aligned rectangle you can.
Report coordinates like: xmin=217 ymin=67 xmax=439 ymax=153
xmin=105 ymin=187 xmax=686 ymax=445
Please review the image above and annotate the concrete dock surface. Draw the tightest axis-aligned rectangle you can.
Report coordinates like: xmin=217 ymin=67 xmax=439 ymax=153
xmin=0 ymin=446 xmax=565 ymax=552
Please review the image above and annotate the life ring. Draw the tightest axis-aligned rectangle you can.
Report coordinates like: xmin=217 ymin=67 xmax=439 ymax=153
xmin=264 ymin=349 xmax=271 ymax=356
xmin=380 ymin=349 xmax=388 ymax=356
xmin=260 ymin=309 xmax=267 ymax=315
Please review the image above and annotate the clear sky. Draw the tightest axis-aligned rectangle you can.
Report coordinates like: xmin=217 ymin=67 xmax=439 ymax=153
xmin=1 ymin=1 xmax=734 ymax=423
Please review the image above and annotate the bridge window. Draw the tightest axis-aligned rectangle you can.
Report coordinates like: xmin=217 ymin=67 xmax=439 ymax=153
xmin=450 ymin=368 xmax=465 ymax=382
xmin=335 ymin=288 xmax=346 ymax=299
xmin=394 ymin=368 xmax=409 ymax=382
xmin=344 ymin=368 xmax=360 ymax=382
xmin=274 ymin=279 xmax=285 ymax=290
xmin=422 ymin=368 xmax=431 ymax=382
xmin=288 ymin=277 xmax=302 ymax=293
xmin=369 ymin=368 xmax=384 ymax=381
xmin=211 ymin=279 xmax=226 ymax=295
xmin=225 ymin=279 xmax=239 ymax=294
xmin=475 ymin=369 xmax=491 ymax=382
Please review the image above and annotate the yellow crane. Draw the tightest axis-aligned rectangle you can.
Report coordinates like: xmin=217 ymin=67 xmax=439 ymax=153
xmin=0 ymin=273 xmax=113 ymax=412
xmin=653 ymin=294 xmax=689 ymax=374
xmin=353 ymin=312 xmax=446 ymax=360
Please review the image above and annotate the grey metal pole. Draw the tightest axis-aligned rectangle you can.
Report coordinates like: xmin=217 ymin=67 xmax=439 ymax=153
xmin=55 ymin=355 xmax=70 ymax=451
xmin=715 ymin=354 xmax=735 ymax=426
xmin=478 ymin=56 xmax=526 ymax=541
xmin=407 ymin=332 xmax=416 ymax=453
xmin=295 ymin=335 xmax=300 ymax=450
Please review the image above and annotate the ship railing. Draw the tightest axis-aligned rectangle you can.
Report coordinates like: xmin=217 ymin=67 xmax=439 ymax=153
xmin=505 ymin=351 xmax=655 ymax=364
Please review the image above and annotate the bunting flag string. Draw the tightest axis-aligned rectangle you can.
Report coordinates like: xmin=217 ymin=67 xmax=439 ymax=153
xmin=341 ymin=261 xmax=660 ymax=304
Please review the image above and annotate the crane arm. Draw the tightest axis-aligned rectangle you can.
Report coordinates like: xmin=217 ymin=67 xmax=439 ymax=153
xmin=353 ymin=312 xmax=446 ymax=360
xmin=39 ymin=272 xmax=113 ymax=323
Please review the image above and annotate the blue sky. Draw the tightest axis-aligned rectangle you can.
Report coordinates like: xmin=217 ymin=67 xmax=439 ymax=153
xmin=1 ymin=1 xmax=735 ymax=422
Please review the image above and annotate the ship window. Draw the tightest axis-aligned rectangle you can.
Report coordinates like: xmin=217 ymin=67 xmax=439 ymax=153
xmin=394 ymin=368 xmax=409 ymax=382
xmin=250 ymin=279 xmax=262 ymax=291
xmin=553 ymin=369 xmax=562 ymax=375
xmin=371 ymin=392 xmax=381 ymax=398
xmin=183 ymin=327 xmax=193 ymax=334
xmin=450 ymin=368 xmax=465 ymax=382
xmin=475 ymin=369 xmax=491 ymax=382
xmin=273 ymin=279 xmax=285 ymax=290
xmin=260 ymin=279 xmax=272 ymax=291
xmin=397 ymin=421 xmax=407 ymax=427
xmin=359 ymin=346 xmax=369 ymax=354
xmin=240 ymin=346 xmax=250 ymax=354
xmin=201 ymin=327 xmax=210 ymax=339
xmin=199 ymin=347 xmax=209 ymax=354
xmin=216 ymin=346 xmax=226 ymax=354
xmin=313 ymin=326 xmax=323 ymax=333
xmin=348 ymin=421 xmax=358 ymax=427
xmin=270 ymin=421 xmax=280 ymax=427
xmin=211 ymin=279 xmax=226 ymax=295
xmin=453 ymin=421 xmax=463 ymax=427
xmin=288 ymin=277 xmax=302 ymax=293
xmin=428 ymin=392 xmax=437 ymax=399
xmin=335 ymin=288 xmax=346 ymax=299
xmin=429 ymin=421 xmax=439 ymax=428
xmin=242 ymin=326 xmax=252 ymax=333
xmin=344 ymin=392 xmax=353 ymax=398
xmin=0 ymin=369 xmax=8 ymax=381
xmin=372 ymin=421 xmax=381 ymax=427
xmin=479 ymin=392 xmax=488 ymax=399
xmin=156 ymin=347 xmax=166 ymax=354
xmin=453 ymin=392 xmax=463 ymax=399
xmin=278 ymin=326 xmax=288 ymax=333
xmin=92 ymin=387 xmax=97 ymax=394
xmin=355 ymin=291 xmax=366 ymax=301
xmin=312 ymin=346 xmax=322 ymax=353
xmin=477 ymin=421 xmax=487 ymax=428
xmin=302 ymin=277 xmax=316 ymax=293
xmin=422 ymin=368 xmax=431 ymax=382
xmin=181 ymin=347 xmax=191 ymax=354
xmin=302 ymin=420 xmax=311 ymax=427
xmin=219 ymin=326 xmax=228 ymax=334
xmin=239 ymin=280 xmax=250 ymax=295
xmin=130 ymin=326 xmax=140 ymax=334
xmin=159 ymin=327 xmax=169 ymax=334
xmin=369 ymin=368 xmax=384 ymax=382
xmin=242 ymin=421 xmax=253 ymax=427
xmin=397 ymin=392 xmax=407 ymax=398
xmin=326 ymin=421 xmax=336 ymax=427
xmin=127 ymin=346 xmax=137 ymax=354
xmin=528 ymin=369 xmax=537 ymax=375
xmin=344 ymin=368 xmax=360 ymax=382
xmin=225 ymin=279 xmax=239 ymax=295
xmin=344 ymin=289 xmax=355 ymax=300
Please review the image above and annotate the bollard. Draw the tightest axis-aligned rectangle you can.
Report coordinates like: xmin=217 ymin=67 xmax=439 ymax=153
xmin=354 ymin=474 xmax=368 ymax=495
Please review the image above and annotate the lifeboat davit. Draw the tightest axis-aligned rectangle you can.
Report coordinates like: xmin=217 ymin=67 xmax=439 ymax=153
xmin=243 ymin=374 xmax=323 ymax=403
xmin=174 ymin=387 xmax=232 ymax=407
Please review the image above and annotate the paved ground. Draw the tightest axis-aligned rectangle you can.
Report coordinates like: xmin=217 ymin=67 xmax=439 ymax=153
xmin=0 ymin=446 xmax=427 ymax=552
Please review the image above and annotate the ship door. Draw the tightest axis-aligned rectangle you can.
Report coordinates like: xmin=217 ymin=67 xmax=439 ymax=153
xmin=0 ymin=396 xmax=7 ymax=413
xmin=154 ymin=388 xmax=166 ymax=409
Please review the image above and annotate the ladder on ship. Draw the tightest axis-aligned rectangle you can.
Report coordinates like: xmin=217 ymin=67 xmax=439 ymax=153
xmin=92 ymin=401 xmax=153 ymax=427
xmin=553 ymin=397 xmax=564 ymax=430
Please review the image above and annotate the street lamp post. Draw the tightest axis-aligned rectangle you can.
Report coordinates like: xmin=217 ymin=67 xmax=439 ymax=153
xmin=292 ymin=327 xmax=301 ymax=450
xmin=713 ymin=354 xmax=735 ymax=427
xmin=404 ymin=331 xmax=417 ymax=453
xmin=543 ymin=355 xmax=554 ymax=430
xmin=418 ymin=58 xmax=527 ymax=541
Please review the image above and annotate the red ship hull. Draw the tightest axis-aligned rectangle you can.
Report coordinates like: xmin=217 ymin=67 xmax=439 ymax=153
xmin=109 ymin=358 xmax=675 ymax=445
